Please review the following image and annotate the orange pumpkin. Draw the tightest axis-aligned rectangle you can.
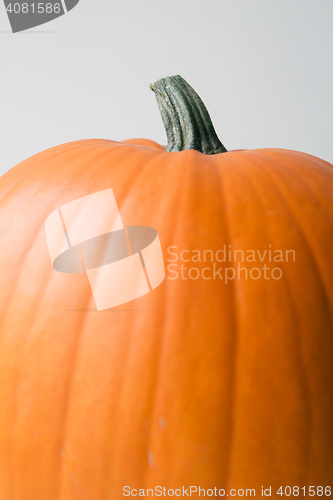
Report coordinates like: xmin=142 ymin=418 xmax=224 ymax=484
xmin=0 ymin=76 xmax=332 ymax=499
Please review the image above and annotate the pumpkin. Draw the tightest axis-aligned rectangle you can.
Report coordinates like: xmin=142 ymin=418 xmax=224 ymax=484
xmin=0 ymin=75 xmax=332 ymax=500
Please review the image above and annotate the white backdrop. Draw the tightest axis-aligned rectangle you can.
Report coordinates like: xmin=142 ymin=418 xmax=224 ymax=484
xmin=0 ymin=0 xmax=332 ymax=176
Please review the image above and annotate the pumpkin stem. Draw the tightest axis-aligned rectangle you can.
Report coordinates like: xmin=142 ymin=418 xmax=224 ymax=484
xmin=150 ymin=75 xmax=227 ymax=154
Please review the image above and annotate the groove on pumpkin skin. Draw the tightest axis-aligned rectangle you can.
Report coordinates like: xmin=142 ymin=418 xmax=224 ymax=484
xmin=266 ymin=155 xmax=333 ymax=455
xmin=106 ymin=151 xmax=172 ymax=489
xmin=57 ymin=144 xmax=158 ymax=499
xmin=214 ymin=151 xmax=258 ymax=486
xmin=140 ymin=153 xmax=191 ymax=488
xmin=255 ymin=148 xmax=333 ymax=327
xmin=48 ymin=142 xmax=135 ymax=499
xmin=235 ymin=151 xmax=312 ymax=481
xmin=189 ymin=152 xmax=236 ymax=486
xmin=212 ymin=150 xmax=283 ymax=485
xmin=181 ymin=155 xmax=227 ymax=484
xmin=250 ymin=150 xmax=333 ymax=480
xmin=213 ymin=150 xmax=317 ymax=484
xmin=106 ymin=151 xmax=191 ymax=490
xmin=208 ymin=152 xmax=240 ymax=487
xmin=253 ymin=149 xmax=333 ymax=451
xmin=166 ymin=151 xmax=236 ymax=485
xmin=144 ymin=153 xmax=201 ymax=488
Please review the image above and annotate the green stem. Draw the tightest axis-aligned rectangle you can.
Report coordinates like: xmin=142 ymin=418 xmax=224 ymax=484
xmin=150 ymin=75 xmax=227 ymax=155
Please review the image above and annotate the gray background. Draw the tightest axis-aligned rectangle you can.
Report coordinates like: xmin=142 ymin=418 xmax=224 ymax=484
xmin=0 ymin=0 xmax=332 ymax=177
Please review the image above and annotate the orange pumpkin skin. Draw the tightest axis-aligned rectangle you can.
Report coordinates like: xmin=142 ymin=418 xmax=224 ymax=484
xmin=0 ymin=137 xmax=332 ymax=500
